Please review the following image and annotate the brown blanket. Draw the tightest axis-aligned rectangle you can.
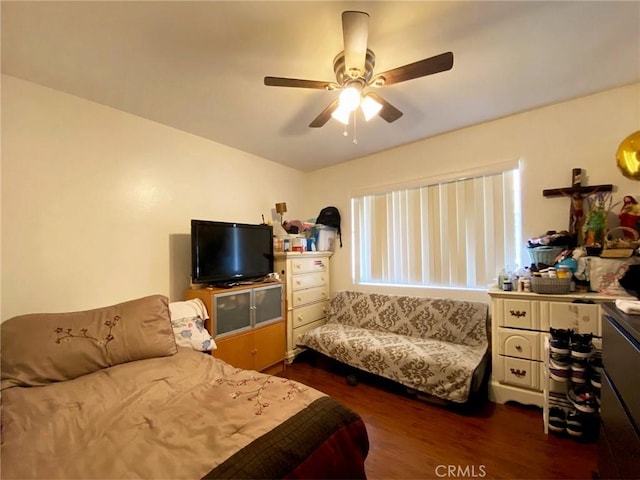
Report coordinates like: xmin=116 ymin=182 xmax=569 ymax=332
xmin=1 ymin=347 xmax=368 ymax=479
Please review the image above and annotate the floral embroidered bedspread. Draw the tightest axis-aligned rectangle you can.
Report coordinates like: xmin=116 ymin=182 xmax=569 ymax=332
xmin=1 ymin=348 xmax=326 ymax=479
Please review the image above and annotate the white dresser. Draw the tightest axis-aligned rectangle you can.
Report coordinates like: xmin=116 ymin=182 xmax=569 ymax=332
xmin=274 ymin=251 xmax=332 ymax=362
xmin=488 ymin=289 xmax=613 ymax=407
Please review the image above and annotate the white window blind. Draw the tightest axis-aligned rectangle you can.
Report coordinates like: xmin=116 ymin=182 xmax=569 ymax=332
xmin=352 ymin=168 xmax=521 ymax=289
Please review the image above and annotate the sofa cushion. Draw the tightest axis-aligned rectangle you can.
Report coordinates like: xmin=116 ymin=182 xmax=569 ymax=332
xmin=299 ymin=323 xmax=487 ymax=403
xmin=329 ymin=291 xmax=488 ymax=347
xmin=1 ymin=295 xmax=177 ymax=389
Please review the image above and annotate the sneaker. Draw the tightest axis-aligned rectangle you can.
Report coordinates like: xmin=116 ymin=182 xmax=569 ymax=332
xmin=566 ymin=409 xmax=587 ymax=438
xmin=570 ymin=333 xmax=595 ymax=359
xmin=589 ymin=356 xmax=603 ymax=389
xmin=570 ymin=359 xmax=589 ymax=384
xmin=549 ymin=358 xmax=570 ymax=382
xmin=550 ymin=352 xmax=570 ymax=365
xmin=548 ymin=406 xmax=566 ymax=434
xmin=568 ymin=386 xmax=598 ymax=413
xmin=550 ymin=328 xmax=573 ymax=355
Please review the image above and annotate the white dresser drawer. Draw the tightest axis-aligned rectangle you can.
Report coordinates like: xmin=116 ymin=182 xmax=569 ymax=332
xmin=291 ymin=257 xmax=328 ymax=274
xmin=291 ymin=285 xmax=329 ymax=308
xmin=292 ymin=301 xmax=329 ymax=328
xmin=544 ymin=302 xmax=601 ymax=336
xmin=291 ymin=271 xmax=328 ymax=291
xmin=498 ymin=328 xmax=541 ymax=361
xmin=502 ymin=357 xmax=540 ymax=390
xmin=502 ymin=299 xmax=537 ymax=329
xmin=293 ymin=318 xmax=326 ymax=348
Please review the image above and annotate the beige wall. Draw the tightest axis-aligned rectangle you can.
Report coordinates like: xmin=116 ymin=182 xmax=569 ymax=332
xmin=1 ymin=75 xmax=305 ymax=320
xmin=3 ymin=76 xmax=639 ymax=319
xmin=305 ymin=83 xmax=640 ymax=303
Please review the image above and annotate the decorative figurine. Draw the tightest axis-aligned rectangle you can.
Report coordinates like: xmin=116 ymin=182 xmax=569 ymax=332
xmin=619 ymin=195 xmax=640 ymax=239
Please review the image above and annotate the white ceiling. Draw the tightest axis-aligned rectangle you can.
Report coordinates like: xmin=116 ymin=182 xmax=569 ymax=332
xmin=3 ymin=1 xmax=639 ymax=172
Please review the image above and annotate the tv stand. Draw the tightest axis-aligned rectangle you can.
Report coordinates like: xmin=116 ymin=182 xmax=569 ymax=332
xmin=185 ymin=282 xmax=285 ymax=375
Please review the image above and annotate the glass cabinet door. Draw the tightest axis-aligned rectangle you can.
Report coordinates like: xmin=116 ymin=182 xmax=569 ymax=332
xmin=213 ymin=290 xmax=252 ymax=337
xmin=254 ymin=284 xmax=283 ymax=326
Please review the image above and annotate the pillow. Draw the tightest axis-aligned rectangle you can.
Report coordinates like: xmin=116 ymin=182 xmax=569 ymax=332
xmin=1 ymin=294 xmax=177 ymax=389
xmin=586 ymin=256 xmax=640 ymax=295
xmin=169 ymin=298 xmax=216 ymax=351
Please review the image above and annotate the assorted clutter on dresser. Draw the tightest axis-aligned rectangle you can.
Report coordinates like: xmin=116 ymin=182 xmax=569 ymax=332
xmin=499 ymin=191 xmax=640 ymax=297
xmin=271 ymin=204 xmax=342 ymax=253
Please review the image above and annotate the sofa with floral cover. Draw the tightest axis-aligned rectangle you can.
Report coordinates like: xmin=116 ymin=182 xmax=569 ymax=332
xmin=297 ymin=291 xmax=490 ymax=403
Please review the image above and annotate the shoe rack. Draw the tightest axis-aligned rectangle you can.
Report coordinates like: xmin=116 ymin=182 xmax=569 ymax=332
xmin=542 ymin=336 xmax=602 ymax=440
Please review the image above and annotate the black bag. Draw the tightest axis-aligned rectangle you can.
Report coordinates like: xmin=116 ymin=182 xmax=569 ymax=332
xmin=316 ymin=206 xmax=342 ymax=248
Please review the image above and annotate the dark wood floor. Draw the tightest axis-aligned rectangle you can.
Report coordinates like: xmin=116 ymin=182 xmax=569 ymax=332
xmin=279 ymin=355 xmax=598 ymax=480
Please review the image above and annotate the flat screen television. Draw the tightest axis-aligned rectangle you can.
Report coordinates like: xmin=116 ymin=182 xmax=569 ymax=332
xmin=191 ymin=220 xmax=273 ymax=285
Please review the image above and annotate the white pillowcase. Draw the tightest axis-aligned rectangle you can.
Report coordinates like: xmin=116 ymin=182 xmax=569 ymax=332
xmin=169 ymin=298 xmax=216 ymax=351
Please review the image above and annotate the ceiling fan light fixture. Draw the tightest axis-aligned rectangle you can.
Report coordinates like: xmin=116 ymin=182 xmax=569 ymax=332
xmin=361 ymin=93 xmax=382 ymax=121
xmin=338 ymin=85 xmax=361 ymax=112
xmin=331 ymin=104 xmax=351 ymax=125
xmin=265 ymin=11 xmax=454 ymax=133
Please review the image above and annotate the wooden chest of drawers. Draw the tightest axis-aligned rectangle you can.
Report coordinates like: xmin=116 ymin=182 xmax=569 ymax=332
xmin=599 ymin=303 xmax=640 ymax=479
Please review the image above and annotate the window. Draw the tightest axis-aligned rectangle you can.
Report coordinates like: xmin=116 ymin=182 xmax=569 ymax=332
xmin=351 ymin=165 xmax=521 ymax=289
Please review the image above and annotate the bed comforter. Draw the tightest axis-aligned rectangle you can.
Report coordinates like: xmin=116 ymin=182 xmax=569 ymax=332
xmin=1 ymin=348 xmax=368 ymax=479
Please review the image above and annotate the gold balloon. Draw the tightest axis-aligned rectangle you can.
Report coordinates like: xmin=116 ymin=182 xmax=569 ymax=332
xmin=616 ymin=130 xmax=640 ymax=180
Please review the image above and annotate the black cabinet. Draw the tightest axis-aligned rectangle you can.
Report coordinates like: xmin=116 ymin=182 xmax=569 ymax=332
xmin=599 ymin=303 xmax=640 ymax=480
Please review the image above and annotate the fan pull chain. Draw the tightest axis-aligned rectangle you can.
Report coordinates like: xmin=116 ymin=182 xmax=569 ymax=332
xmin=352 ymin=111 xmax=358 ymax=144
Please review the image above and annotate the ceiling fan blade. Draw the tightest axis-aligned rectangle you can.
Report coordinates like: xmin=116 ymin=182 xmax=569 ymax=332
xmin=375 ymin=51 xmax=454 ymax=86
xmin=342 ymin=11 xmax=370 ymax=79
xmin=264 ymin=77 xmax=335 ymax=90
xmin=309 ymin=99 xmax=339 ymax=128
xmin=367 ymin=92 xmax=403 ymax=123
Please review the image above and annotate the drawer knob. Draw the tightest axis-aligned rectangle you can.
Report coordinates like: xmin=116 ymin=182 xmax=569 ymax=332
xmin=509 ymin=310 xmax=526 ymax=318
xmin=515 ymin=344 xmax=522 ymax=352
xmin=298 ymin=315 xmax=303 ymax=321
xmin=510 ymin=368 xmax=527 ymax=378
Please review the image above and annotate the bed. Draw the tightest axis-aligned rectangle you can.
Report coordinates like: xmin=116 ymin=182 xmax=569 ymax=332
xmin=0 ymin=295 xmax=369 ymax=479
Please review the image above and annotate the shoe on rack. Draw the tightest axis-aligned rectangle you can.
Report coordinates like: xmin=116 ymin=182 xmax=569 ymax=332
xmin=570 ymin=332 xmax=595 ymax=359
xmin=549 ymin=358 xmax=570 ymax=382
xmin=548 ymin=406 xmax=567 ymax=434
xmin=566 ymin=409 xmax=587 ymax=438
xmin=567 ymin=409 xmax=599 ymax=442
xmin=550 ymin=328 xmax=573 ymax=355
xmin=550 ymin=352 xmax=570 ymax=365
xmin=568 ymin=385 xmax=598 ymax=414
xmin=589 ymin=356 xmax=603 ymax=389
xmin=570 ymin=359 xmax=589 ymax=384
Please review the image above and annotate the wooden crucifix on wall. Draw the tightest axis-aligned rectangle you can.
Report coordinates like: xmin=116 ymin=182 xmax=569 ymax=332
xmin=543 ymin=168 xmax=613 ymax=244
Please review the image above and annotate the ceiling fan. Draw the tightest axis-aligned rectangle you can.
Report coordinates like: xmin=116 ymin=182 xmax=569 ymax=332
xmin=264 ymin=11 xmax=454 ymax=129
